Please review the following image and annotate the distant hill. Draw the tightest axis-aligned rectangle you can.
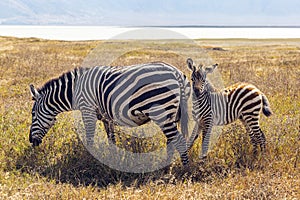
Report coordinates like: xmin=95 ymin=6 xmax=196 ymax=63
xmin=0 ymin=0 xmax=115 ymax=25
xmin=0 ymin=0 xmax=165 ymax=25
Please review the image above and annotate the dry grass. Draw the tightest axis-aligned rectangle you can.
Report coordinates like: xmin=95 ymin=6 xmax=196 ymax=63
xmin=0 ymin=36 xmax=299 ymax=199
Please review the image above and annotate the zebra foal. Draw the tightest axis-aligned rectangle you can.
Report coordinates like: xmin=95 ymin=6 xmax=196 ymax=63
xmin=29 ymin=62 xmax=191 ymax=165
xmin=186 ymin=58 xmax=272 ymax=159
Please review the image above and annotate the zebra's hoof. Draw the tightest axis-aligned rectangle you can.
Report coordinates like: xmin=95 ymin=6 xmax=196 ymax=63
xmin=182 ymin=159 xmax=189 ymax=166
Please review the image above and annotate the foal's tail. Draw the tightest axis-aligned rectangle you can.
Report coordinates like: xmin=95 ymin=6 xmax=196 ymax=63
xmin=262 ymin=94 xmax=273 ymax=117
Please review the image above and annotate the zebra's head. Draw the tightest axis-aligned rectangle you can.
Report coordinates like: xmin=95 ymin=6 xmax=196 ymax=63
xmin=29 ymin=84 xmax=57 ymax=147
xmin=187 ymin=58 xmax=218 ymax=92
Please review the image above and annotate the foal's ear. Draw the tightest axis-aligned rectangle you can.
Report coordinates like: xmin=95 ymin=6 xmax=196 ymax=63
xmin=204 ymin=63 xmax=218 ymax=74
xmin=187 ymin=58 xmax=196 ymax=72
xmin=29 ymin=84 xmax=40 ymax=101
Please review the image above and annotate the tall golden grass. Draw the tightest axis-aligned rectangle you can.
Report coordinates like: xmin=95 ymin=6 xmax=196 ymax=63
xmin=0 ymin=36 xmax=299 ymax=199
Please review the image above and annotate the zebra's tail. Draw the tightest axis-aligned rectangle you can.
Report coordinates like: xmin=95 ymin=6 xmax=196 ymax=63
xmin=180 ymin=96 xmax=189 ymax=138
xmin=262 ymin=94 xmax=273 ymax=117
xmin=179 ymin=78 xmax=190 ymax=139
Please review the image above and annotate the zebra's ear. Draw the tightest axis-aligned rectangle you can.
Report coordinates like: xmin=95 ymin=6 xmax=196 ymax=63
xmin=30 ymin=84 xmax=40 ymax=101
xmin=204 ymin=63 xmax=218 ymax=74
xmin=187 ymin=58 xmax=196 ymax=72
xmin=198 ymin=64 xmax=204 ymax=70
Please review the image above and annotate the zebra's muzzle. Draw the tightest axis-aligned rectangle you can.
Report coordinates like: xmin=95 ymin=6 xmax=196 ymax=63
xmin=29 ymin=133 xmax=42 ymax=147
xmin=32 ymin=139 xmax=41 ymax=147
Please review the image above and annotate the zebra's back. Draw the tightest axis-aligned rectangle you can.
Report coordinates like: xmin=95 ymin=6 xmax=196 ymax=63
xmin=211 ymin=82 xmax=265 ymax=125
xmin=74 ymin=62 xmax=189 ymax=127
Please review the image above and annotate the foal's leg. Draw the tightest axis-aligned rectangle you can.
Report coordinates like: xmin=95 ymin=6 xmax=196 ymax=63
xmin=200 ymin=114 xmax=213 ymax=159
xmin=241 ymin=114 xmax=264 ymax=156
xmin=187 ymin=120 xmax=203 ymax=150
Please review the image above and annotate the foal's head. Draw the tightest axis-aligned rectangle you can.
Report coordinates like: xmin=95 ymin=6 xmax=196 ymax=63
xmin=186 ymin=58 xmax=218 ymax=93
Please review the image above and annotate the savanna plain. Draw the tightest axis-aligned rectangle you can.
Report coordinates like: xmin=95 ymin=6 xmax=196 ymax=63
xmin=0 ymin=36 xmax=299 ymax=199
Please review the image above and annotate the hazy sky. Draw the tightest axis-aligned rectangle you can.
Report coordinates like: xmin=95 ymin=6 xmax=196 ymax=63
xmin=1 ymin=0 xmax=299 ymax=26
xmin=118 ymin=0 xmax=300 ymax=26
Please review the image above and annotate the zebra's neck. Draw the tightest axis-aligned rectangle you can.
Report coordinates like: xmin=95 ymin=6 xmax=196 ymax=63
xmin=192 ymin=79 xmax=216 ymax=110
xmin=205 ymin=80 xmax=218 ymax=93
xmin=192 ymin=88 xmax=209 ymax=102
xmin=192 ymin=87 xmax=211 ymax=120
xmin=38 ymin=67 xmax=87 ymax=114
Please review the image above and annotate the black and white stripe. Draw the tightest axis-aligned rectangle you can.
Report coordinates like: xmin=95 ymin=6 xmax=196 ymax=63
xmin=186 ymin=58 xmax=272 ymax=159
xmin=30 ymin=62 xmax=191 ymax=165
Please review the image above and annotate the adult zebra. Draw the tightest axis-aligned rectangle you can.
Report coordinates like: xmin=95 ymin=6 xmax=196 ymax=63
xmin=29 ymin=62 xmax=191 ymax=165
xmin=186 ymin=58 xmax=272 ymax=159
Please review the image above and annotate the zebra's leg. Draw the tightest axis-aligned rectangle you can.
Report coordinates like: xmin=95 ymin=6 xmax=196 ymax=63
xmin=166 ymin=138 xmax=175 ymax=164
xmin=248 ymin=122 xmax=267 ymax=154
xmin=81 ymin=109 xmax=97 ymax=146
xmin=187 ymin=120 xmax=203 ymax=151
xmin=160 ymin=122 xmax=189 ymax=166
xmin=259 ymin=128 xmax=266 ymax=153
xmin=200 ymin=116 xmax=213 ymax=159
xmin=187 ymin=123 xmax=199 ymax=150
xmin=103 ymin=120 xmax=116 ymax=145
xmin=241 ymin=115 xmax=262 ymax=156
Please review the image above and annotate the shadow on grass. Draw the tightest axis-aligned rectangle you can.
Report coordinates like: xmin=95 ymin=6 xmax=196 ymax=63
xmin=13 ymin=138 xmax=260 ymax=189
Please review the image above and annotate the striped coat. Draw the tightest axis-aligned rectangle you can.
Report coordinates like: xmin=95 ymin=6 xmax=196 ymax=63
xmin=30 ymin=62 xmax=191 ymax=165
xmin=186 ymin=58 xmax=272 ymax=159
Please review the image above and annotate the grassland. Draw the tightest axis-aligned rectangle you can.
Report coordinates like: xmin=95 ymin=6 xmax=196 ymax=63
xmin=0 ymin=36 xmax=299 ymax=199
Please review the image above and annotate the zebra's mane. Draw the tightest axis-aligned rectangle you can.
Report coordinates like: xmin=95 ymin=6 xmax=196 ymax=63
xmin=37 ymin=67 xmax=88 ymax=93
